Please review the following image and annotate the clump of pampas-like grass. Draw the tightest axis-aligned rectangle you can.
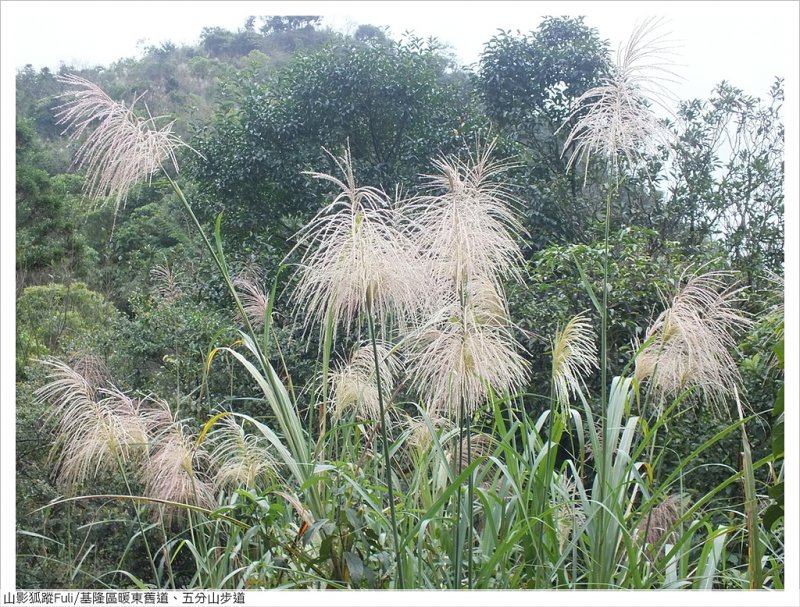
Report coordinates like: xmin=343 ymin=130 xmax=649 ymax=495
xmin=635 ymin=270 xmax=751 ymax=414
xmin=36 ymin=357 xmax=148 ymax=491
xmin=560 ymin=17 xmax=679 ymax=180
xmin=55 ymin=74 xmax=187 ymax=214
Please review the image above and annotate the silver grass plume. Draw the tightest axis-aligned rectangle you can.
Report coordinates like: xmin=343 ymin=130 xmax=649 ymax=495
xmin=408 ymin=285 xmax=528 ymax=418
xmin=637 ymin=494 xmax=687 ymax=553
xmin=150 ymin=262 xmax=184 ymax=303
xmin=232 ymin=264 xmax=270 ymax=330
xmin=554 ymin=474 xmax=586 ymax=552
xmin=207 ymin=416 xmax=277 ymax=491
xmin=404 ymin=414 xmax=453 ymax=454
xmin=138 ymin=400 xmax=214 ymax=520
xmin=635 ymin=270 xmax=751 ymax=413
xmin=408 ymin=138 xmax=524 ymax=298
xmin=54 ymin=74 xmax=186 ymax=214
xmin=448 ymin=432 xmax=493 ymax=473
xmin=561 ymin=18 xmax=679 ymax=180
xmin=329 ymin=342 xmax=399 ymax=421
xmin=35 ymin=357 xmax=148 ymax=490
xmin=406 ymin=140 xmax=528 ymax=418
xmin=290 ymin=145 xmax=422 ymax=340
xmin=551 ymin=312 xmax=598 ymax=407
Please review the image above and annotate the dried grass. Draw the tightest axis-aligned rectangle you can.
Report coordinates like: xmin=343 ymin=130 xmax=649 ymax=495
xmin=635 ymin=270 xmax=751 ymax=413
xmin=55 ymin=74 xmax=186 ymax=214
xmin=560 ymin=18 xmax=679 ymax=180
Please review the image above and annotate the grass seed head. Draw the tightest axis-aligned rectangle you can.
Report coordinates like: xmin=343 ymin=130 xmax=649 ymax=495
xmin=329 ymin=341 xmax=398 ymax=421
xmin=139 ymin=405 xmax=214 ymax=524
xmin=55 ymin=74 xmax=187 ymax=215
xmin=635 ymin=270 xmax=751 ymax=414
xmin=561 ymin=18 xmax=679 ymax=181
xmin=290 ymin=145 xmax=425 ymax=341
xmin=408 ymin=288 xmax=528 ymax=419
xmin=551 ymin=312 xmax=598 ymax=407
xmin=207 ymin=416 xmax=277 ymax=491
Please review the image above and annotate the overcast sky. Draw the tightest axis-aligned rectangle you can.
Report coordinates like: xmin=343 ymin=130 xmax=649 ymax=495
xmin=2 ymin=0 xmax=799 ymax=592
xmin=2 ymin=0 xmax=798 ymax=104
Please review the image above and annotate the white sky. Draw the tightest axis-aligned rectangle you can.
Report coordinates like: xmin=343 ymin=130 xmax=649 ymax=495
xmin=1 ymin=0 xmax=799 ymax=598
xmin=2 ymin=0 xmax=798 ymax=101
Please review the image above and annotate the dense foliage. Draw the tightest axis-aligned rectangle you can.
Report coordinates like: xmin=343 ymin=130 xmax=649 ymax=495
xmin=15 ymin=15 xmax=784 ymax=591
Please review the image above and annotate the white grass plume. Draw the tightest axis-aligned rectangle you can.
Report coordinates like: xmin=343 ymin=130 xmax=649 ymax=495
xmin=138 ymin=399 xmax=214 ymax=518
xmin=407 ymin=139 xmax=524 ymax=298
xmin=55 ymin=74 xmax=186 ymax=214
xmin=290 ymin=145 xmax=422 ymax=341
xmin=150 ymin=262 xmax=184 ymax=303
xmin=35 ymin=357 xmax=148 ymax=490
xmin=405 ymin=141 xmax=529 ymax=419
xmin=207 ymin=416 xmax=277 ymax=491
xmin=551 ymin=313 xmax=598 ymax=407
xmin=403 ymin=414 xmax=453 ymax=454
xmin=329 ymin=341 xmax=398 ymax=421
xmin=233 ymin=264 xmax=270 ymax=330
xmin=448 ymin=432 xmax=493 ymax=473
xmin=635 ymin=270 xmax=751 ymax=413
xmin=561 ymin=18 xmax=680 ymax=180
xmin=408 ymin=285 xmax=528 ymax=418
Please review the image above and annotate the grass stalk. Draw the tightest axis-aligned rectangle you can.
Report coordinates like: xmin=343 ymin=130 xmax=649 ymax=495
xmin=366 ymin=307 xmax=404 ymax=589
xmin=466 ymin=403 xmax=474 ymax=589
xmin=114 ymin=452 xmax=160 ymax=587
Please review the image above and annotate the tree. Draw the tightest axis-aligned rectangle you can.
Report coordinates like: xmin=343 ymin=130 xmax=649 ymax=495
xmin=476 ymin=17 xmax=613 ymax=246
xmin=200 ymin=26 xmax=261 ymax=59
xmin=478 ymin=17 xmax=610 ymax=136
xmin=15 ymin=120 xmax=92 ymax=291
xmin=664 ymin=80 xmax=784 ymax=283
xmin=259 ymin=15 xmax=321 ymax=35
xmin=190 ymin=34 xmax=472 ymax=256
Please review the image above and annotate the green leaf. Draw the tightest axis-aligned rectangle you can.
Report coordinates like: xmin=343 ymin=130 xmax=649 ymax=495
xmin=344 ymin=551 xmax=365 ymax=586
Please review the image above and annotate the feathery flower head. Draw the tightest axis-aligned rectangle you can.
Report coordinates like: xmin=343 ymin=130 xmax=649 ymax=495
xmin=634 ymin=270 xmax=751 ymax=413
xmin=36 ymin=357 xmax=148 ymax=490
xmin=54 ymin=74 xmax=186 ymax=214
xmin=207 ymin=416 xmax=277 ymax=491
xmin=553 ymin=474 xmax=586 ymax=552
xmin=290 ymin=145 xmax=422 ymax=340
xmin=637 ymin=494 xmax=687 ymax=548
xmin=551 ymin=312 xmax=598 ymax=407
xmin=150 ymin=262 xmax=184 ymax=303
xmin=409 ymin=139 xmax=524 ymax=296
xmin=403 ymin=414 xmax=453 ymax=453
xmin=233 ymin=264 xmax=270 ymax=330
xmin=448 ymin=432 xmax=493 ymax=473
xmin=329 ymin=341 xmax=398 ymax=421
xmin=561 ymin=18 xmax=679 ymax=180
xmin=139 ymin=404 xmax=214 ymax=520
xmin=409 ymin=289 xmax=528 ymax=419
